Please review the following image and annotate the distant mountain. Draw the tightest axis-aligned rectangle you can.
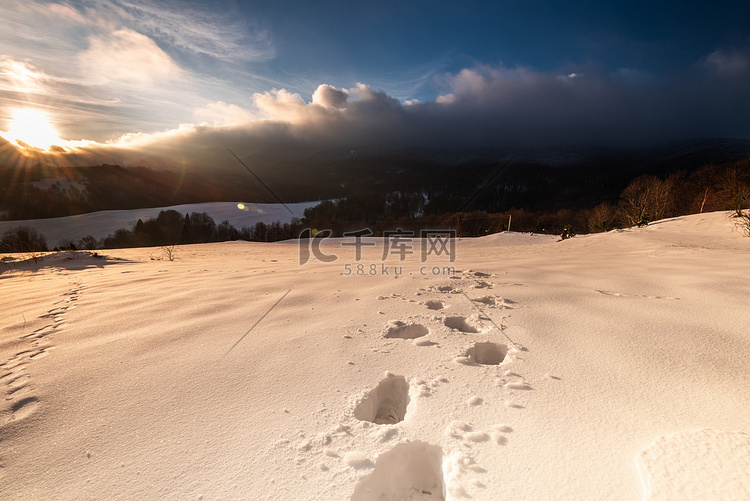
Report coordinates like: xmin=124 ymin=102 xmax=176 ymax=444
xmin=2 ymin=138 xmax=749 ymax=220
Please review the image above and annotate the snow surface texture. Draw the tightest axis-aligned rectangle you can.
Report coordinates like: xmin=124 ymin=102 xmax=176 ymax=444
xmin=639 ymin=428 xmax=750 ymax=500
xmin=0 ymin=201 xmax=320 ymax=247
xmin=1 ymin=211 xmax=749 ymax=500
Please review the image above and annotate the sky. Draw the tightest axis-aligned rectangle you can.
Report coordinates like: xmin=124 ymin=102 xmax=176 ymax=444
xmin=0 ymin=0 xmax=749 ymax=166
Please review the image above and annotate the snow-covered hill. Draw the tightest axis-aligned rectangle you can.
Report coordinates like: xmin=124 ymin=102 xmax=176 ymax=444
xmin=0 ymin=201 xmax=321 ymax=247
xmin=1 ymin=211 xmax=748 ymax=500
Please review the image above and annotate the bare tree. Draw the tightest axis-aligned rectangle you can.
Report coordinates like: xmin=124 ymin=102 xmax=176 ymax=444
xmin=718 ymin=166 xmax=750 ymax=212
xmin=588 ymin=202 xmax=618 ymax=233
xmin=618 ymin=175 xmax=675 ymax=227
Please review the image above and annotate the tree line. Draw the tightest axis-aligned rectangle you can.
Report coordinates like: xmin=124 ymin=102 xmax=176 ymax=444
xmin=0 ymin=211 xmax=305 ymax=253
xmin=96 ymin=211 xmax=305 ymax=250
xmin=2 ymin=156 xmax=749 ymax=253
xmin=300 ymin=157 xmax=750 ymax=237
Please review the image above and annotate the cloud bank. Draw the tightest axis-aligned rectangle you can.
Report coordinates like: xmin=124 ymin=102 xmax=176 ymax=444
xmin=113 ymin=56 xmax=750 ymax=161
xmin=3 ymin=53 xmax=750 ymax=170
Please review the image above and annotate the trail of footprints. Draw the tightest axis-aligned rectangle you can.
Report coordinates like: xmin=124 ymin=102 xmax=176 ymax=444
xmin=283 ymin=270 xmax=557 ymax=499
xmin=1 ymin=279 xmax=84 ymax=425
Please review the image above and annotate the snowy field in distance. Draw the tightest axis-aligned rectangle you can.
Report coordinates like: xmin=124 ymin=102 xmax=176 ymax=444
xmin=0 ymin=201 xmax=321 ymax=247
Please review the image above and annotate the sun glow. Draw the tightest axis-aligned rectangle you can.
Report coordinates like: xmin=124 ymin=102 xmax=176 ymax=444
xmin=1 ymin=109 xmax=63 ymax=151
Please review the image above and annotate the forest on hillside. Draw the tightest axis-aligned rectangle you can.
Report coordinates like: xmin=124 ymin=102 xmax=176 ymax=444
xmin=2 ymin=156 xmax=749 ymax=254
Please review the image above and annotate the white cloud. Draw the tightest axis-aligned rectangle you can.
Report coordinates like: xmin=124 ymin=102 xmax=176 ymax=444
xmin=0 ymin=56 xmax=48 ymax=93
xmin=194 ymin=101 xmax=255 ymax=126
xmin=253 ymin=88 xmax=309 ymax=122
xmin=47 ymin=3 xmax=91 ymax=25
xmin=44 ymin=2 xmax=115 ymax=29
xmin=311 ymin=84 xmax=349 ymax=109
xmin=98 ymin=0 xmax=275 ymax=62
xmin=435 ymin=93 xmax=455 ymax=104
xmin=79 ymin=28 xmax=184 ymax=85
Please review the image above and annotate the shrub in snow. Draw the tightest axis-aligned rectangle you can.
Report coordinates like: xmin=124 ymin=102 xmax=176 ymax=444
xmin=560 ymin=225 xmax=576 ymax=240
xmin=732 ymin=209 xmax=750 ymax=236
xmin=0 ymin=226 xmax=48 ymax=253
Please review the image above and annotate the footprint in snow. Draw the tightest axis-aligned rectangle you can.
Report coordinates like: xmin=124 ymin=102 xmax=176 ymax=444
xmin=354 ymin=375 xmax=410 ymax=425
xmin=384 ymin=321 xmax=429 ymax=340
xmin=350 ymin=442 xmax=445 ymax=500
xmin=443 ymin=316 xmax=480 ymax=333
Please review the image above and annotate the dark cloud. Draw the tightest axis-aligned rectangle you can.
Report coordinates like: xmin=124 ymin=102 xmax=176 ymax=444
xmin=275 ymin=58 xmax=744 ymax=148
xmin=225 ymin=59 xmax=750 ymax=153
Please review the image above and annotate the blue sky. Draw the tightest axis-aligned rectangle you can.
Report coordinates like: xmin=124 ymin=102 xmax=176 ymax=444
xmin=0 ymin=0 xmax=749 ymax=163
xmin=256 ymin=0 xmax=747 ymax=82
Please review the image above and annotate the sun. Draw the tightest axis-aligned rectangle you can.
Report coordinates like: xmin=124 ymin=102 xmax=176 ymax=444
xmin=3 ymin=109 xmax=63 ymax=151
